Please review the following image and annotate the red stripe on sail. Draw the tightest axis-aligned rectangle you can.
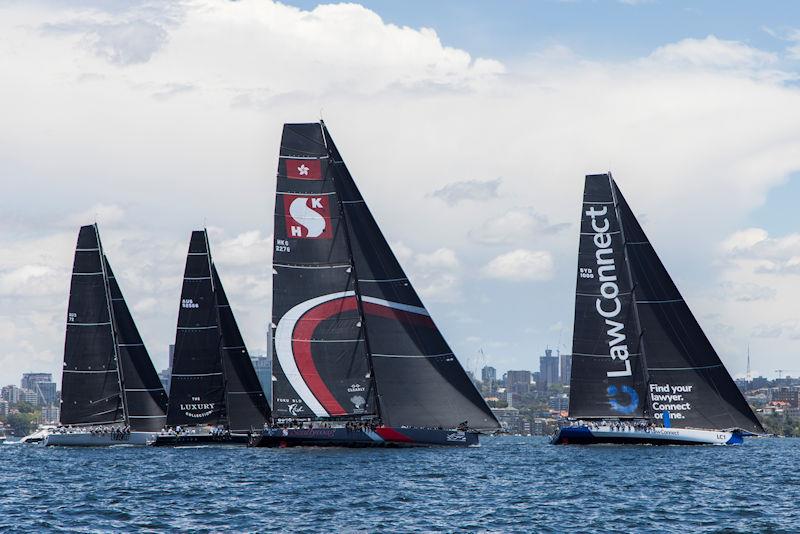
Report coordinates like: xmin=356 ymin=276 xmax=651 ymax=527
xmin=285 ymin=158 xmax=322 ymax=180
xmin=292 ymin=297 xmax=359 ymax=416
xmin=362 ymin=301 xmax=435 ymax=328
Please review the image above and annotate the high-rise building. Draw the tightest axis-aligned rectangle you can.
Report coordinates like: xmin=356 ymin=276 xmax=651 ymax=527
xmin=1 ymin=385 xmax=22 ymax=404
xmin=40 ymin=404 xmax=60 ymax=423
xmin=481 ymin=365 xmax=497 ymax=395
xmin=20 ymin=389 xmax=39 ymax=406
xmin=481 ymin=366 xmax=497 ymax=383
xmin=21 ymin=373 xmax=57 ymax=405
xmin=539 ymin=349 xmax=559 ymax=390
xmin=0 ymin=399 xmax=8 ymax=418
xmin=559 ymin=353 xmax=572 ymax=385
xmin=506 ymin=370 xmax=532 ymax=395
xmin=21 ymin=373 xmax=51 ymax=390
xmin=251 ymin=355 xmax=272 ymax=404
xmin=160 ymin=344 xmax=176 ymax=394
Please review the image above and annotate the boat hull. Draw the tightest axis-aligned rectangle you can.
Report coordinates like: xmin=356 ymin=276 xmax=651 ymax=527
xmin=43 ymin=431 xmax=156 ymax=447
xmin=148 ymin=433 xmax=249 ymax=447
xmin=551 ymin=424 xmax=743 ymax=445
xmin=249 ymin=427 xmax=479 ymax=448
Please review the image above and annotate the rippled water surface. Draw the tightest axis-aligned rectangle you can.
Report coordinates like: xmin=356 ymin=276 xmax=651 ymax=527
xmin=1 ymin=436 xmax=799 ymax=532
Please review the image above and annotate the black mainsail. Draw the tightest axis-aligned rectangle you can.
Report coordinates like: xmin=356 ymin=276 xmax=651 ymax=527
xmin=105 ymin=258 xmax=169 ymax=431
xmin=214 ymin=264 xmax=270 ymax=433
xmin=166 ymin=230 xmax=270 ymax=430
xmin=568 ymin=174 xmax=763 ymax=434
xmin=61 ymin=224 xmax=168 ymax=430
xmin=271 ymin=122 xmax=499 ymax=431
xmin=167 ymin=231 xmax=225 ymax=426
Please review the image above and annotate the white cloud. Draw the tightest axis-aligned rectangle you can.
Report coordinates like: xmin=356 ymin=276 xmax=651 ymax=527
xmin=469 ymin=207 xmax=568 ymax=245
xmin=431 ymin=178 xmax=502 ymax=204
xmin=65 ymin=203 xmax=126 ymax=227
xmin=481 ymin=249 xmax=555 ymax=281
xmin=414 ymin=248 xmax=460 ymax=270
xmin=2 ymin=2 xmax=800 ymax=379
xmin=648 ymin=35 xmax=778 ymax=69
xmin=721 ymin=227 xmax=800 ymax=274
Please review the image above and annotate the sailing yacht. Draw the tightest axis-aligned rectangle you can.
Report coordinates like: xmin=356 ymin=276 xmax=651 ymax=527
xmin=150 ymin=230 xmax=270 ymax=446
xmin=249 ymin=122 xmax=499 ymax=448
xmin=551 ymin=173 xmax=764 ymax=445
xmin=44 ymin=224 xmax=169 ymax=446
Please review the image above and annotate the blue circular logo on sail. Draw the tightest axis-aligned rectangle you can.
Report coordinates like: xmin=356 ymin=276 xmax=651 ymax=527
xmin=607 ymin=385 xmax=639 ymax=414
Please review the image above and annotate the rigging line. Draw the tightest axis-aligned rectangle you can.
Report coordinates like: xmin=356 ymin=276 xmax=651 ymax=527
xmin=649 ymin=365 xmax=722 ymax=371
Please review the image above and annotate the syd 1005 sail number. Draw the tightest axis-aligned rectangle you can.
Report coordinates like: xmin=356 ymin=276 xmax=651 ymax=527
xmin=579 ymin=267 xmax=594 ymax=279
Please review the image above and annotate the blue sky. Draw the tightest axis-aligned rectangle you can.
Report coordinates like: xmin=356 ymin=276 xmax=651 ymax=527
xmin=285 ymin=0 xmax=800 ymax=61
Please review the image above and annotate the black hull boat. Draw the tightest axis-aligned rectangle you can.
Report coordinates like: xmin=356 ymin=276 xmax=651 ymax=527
xmin=555 ymin=174 xmax=764 ymax=446
xmin=250 ymin=427 xmax=478 ymax=448
xmin=157 ymin=230 xmax=271 ymax=447
xmin=149 ymin=432 xmax=249 ymax=447
xmin=262 ymin=123 xmax=500 ymax=446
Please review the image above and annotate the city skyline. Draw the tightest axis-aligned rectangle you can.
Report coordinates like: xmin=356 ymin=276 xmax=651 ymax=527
xmin=1 ymin=1 xmax=800 ymax=385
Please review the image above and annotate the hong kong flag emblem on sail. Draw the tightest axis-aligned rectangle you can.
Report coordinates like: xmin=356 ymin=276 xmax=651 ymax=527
xmin=283 ymin=194 xmax=333 ymax=239
xmin=285 ymin=159 xmax=322 ymax=180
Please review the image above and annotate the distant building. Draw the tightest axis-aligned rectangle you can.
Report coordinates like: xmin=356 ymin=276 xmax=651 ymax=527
xmin=481 ymin=366 xmax=497 ymax=395
xmin=491 ymin=406 xmax=525 ymax=433
xmin=539 ymin=349 xmax=559 ymax=389
xmin=481 ymin=366 xmax=496 ymax=383
xmin=1 ymin=385 xmax=22 ymax=405
xmin=40 ymin=405 xmax=60 ymax=423
xmin=506 ymin=370 xmax=531 ymax=395
xmin=559 ymin=353 xmax=572 ymax=385
xmin=548 ymin=394 xmax=569 ymax=412
xmin=251 ymin=355 xmax=272 ymax=404
xmin=159 ymin=370 xmax=171 ymax=395
xmin=0 ymin=399 xmax=8 ymax=418
xmin=20 ymin=389 xmax=38 ymax=406
xmin=771 ymin=387 xmax=800 ymax=408
xmin=20 ymin=374 xmax=58 ymax=406
xmin=160 ymin=344 xmax=176 ymax=394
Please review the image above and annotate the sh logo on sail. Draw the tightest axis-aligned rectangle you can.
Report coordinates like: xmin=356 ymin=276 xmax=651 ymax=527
xmin=283 ymin=194 xmax=333 ymax=239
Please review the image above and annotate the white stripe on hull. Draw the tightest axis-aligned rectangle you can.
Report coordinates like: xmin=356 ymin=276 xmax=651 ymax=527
xmin=555 ymin=424 xmax=737 ymax=445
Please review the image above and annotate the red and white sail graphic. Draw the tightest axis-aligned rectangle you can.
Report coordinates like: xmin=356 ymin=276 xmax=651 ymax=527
xmin=285 ymin=158 xmax=322 ymax=180
xmin=283 ymin=194 xmax=333 ymax=239
xmin=275 ymin=292 xmax=433 ymax=418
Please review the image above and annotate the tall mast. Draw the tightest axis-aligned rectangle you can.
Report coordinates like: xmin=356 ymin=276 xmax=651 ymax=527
xmin=322 ymin=121 xmax=383 ymax=421
xmin=204 ymin=228 xmax=229 ymax=428
xmin=96 ymin=224 xmax=128 ymax=426
xmin=608 ymin=174 xmax=651 ymax=420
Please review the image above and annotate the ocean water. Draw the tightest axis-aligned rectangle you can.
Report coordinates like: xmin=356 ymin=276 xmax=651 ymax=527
xmin=1 ymin=436 xmax=798 ymax=533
